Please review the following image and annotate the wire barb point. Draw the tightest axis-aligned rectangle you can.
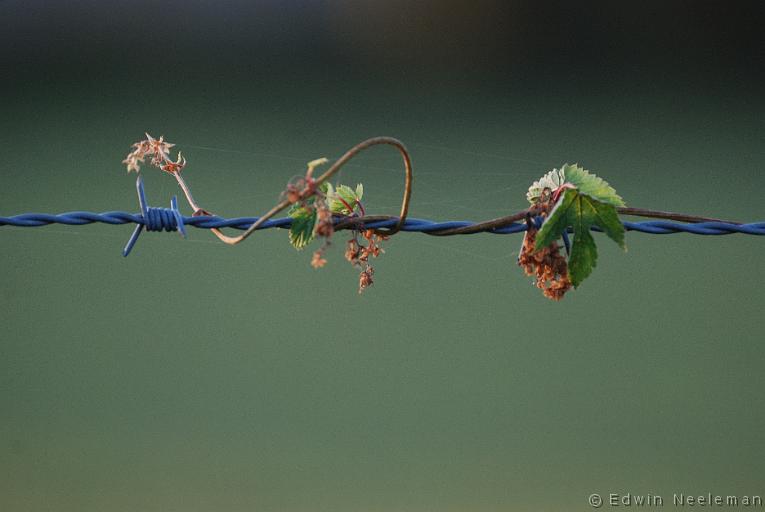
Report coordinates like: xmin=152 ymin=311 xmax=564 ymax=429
xmin=122 ymin=176 xmax=186 ymax=257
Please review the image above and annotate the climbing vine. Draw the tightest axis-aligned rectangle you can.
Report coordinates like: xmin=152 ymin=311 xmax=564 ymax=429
xmin=519 ymin=165 xmax=626 ymax=299
xmin=120 ymin=133 xmax=745 ymax=300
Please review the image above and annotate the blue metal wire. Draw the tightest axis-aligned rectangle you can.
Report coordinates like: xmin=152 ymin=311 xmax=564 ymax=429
xmin=2 ymin=176 xmax=764 ymax=256
xmin=120 ymin=177 xmax=187 ymax=255
xmin=4 ymin=212 xmax=764 ymax=234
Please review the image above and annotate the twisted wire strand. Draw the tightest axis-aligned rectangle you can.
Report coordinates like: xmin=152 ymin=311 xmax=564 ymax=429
xmin=2 ymin=211 xmax=765 ymax=236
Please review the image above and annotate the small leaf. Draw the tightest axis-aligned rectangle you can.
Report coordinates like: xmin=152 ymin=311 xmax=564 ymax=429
xmin=535 ymin=188 xmax=578 ymax=250
xmin=526 ymin=168 xmax=565 ymax=204
xmin=561 ymin=163 xmax=625 ymax=207
xmin=306 ymin=157 xmax=329 ymax=176
xmin=328 ymin=183 xmax=362 ymax=215
xmin=534 ymin=188 xmax=626 ymax=288
xmin=335 ymin=184 xmax=358 ymax=203
xmin=288 ymin=206 xmax=317 ymax=250
xmin=568 ymin=227 xmax=597 ymax=287
xmin=527 ymin=164 xmax=625 ymax=207
xmin=355 ymin=183 xmax=364 ymax=201
xmin=591 ymin=199 xmax=626 ymax=249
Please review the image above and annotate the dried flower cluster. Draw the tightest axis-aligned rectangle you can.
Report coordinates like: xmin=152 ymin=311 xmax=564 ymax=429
xmin=518 ymin=223 xmax=572 ymax=300
xmin=518 ymin=190 xmax=573 ymax=300
xmin=284 ymin=159 xmax=335 ymax=269
xmin=310 ymin=198 xmax=334 ymax=269
xmin=122 ymin=133 xmax=186 ymax=174
xmin=283 ymin=158 xmax=387 ymax=292
xmin=345 ymin=230 xmax=387 ymax=293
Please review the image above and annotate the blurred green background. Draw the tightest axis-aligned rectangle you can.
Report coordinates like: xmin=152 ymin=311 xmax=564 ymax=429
xmin=1 ymin=2 xmax=764 ymax=511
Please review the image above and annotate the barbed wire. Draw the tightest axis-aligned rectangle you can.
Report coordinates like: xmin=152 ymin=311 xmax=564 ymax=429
xmin=2 ymin=136 xmax=764 ymax=257
xmin=3 ymin=208 xmax=764 ymax=257
xmin=3 ymin=210 xmax=765 ymax=235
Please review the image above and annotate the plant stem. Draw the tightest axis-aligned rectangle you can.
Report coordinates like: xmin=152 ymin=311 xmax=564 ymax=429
xmin=167 ymin=135 xmax=739 ymax=242
xmin=615 ymin=207 xmax=739 ymax=224
xmin=172 ymin=172 xmax=201 ymax=212
xmin=332 ymin=206 xmax=741 ymax=236
xmin=223 ymin=136 xmax=413 ymax=245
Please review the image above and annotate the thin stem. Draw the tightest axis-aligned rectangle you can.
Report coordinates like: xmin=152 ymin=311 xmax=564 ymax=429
xmin=332 ymin=210 xmax=539 ymax=235
xmin=332 ymin=205 xmax=741 ymax=236
xmin=615 ymin=207 xmax=740 ymax=224
xmin=172 ymin=172 xmax=202 ymax=212
xmin=223 ymin=136 xmax=413 ymax=245
xmin=164 ymin=134 xmax=738 ymax=242
xmin=427 ymin=206 xmax=541 ymax=236
xmin=172 ymin=171 xmax=237 ymax=244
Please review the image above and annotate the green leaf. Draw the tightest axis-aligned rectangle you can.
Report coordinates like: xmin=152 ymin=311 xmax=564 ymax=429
xmin=561 ymin=163 xmax=625 ymax=207
xmin=568 ymin=227 xmax=597 ymax=286
xmin=526 ymin=168 xmax=566 ymax=204
xmin=286 ymin=180 xmax=362 ymax=249
xmin=526 ymin=164 xmax=625 ymax=207
xmin=534 ymin=188 xmax=578 ymax=249
xmin=327 ymin=183 xmax=363 ymax=215
xmin=288 ymin=205 xmax=317 ymax=250
xmin=591 ymin=198 xmax=626 ymax=249
xmin=534 ymin=188 xmax=626 ymax=287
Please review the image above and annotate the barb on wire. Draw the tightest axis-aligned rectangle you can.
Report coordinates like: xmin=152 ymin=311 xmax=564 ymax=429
xmin=122 ymin=175 xmax=186 ymax=256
